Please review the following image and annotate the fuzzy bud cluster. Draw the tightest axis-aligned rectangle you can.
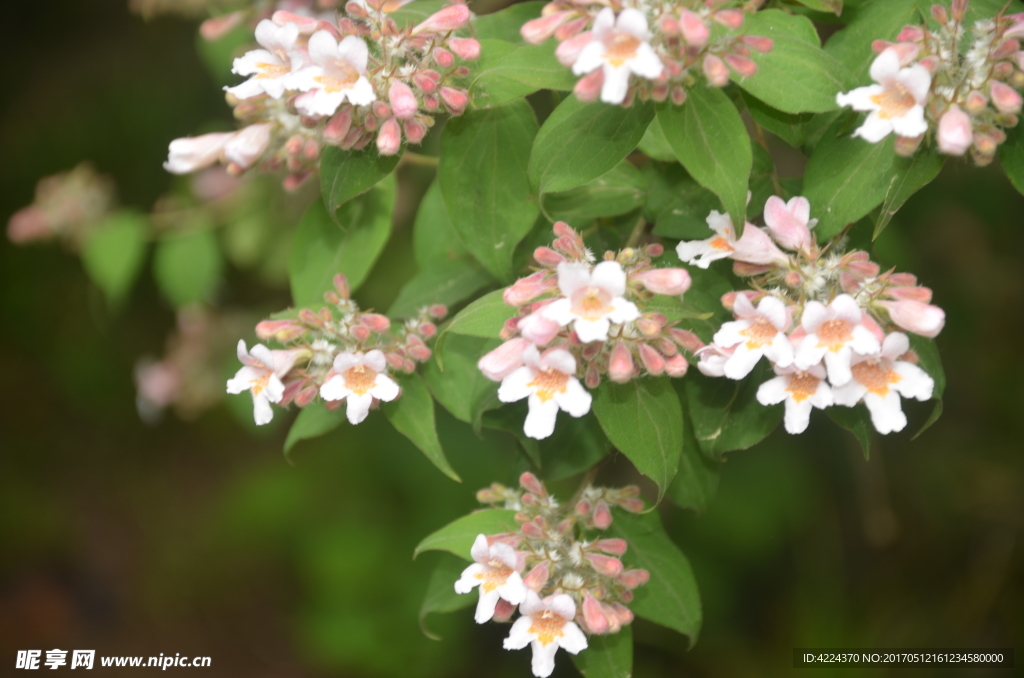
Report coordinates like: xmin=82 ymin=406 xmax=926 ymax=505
xmin=164 ymin=1 xmax=478 ymax=188
xmin=478 ymin=222 xmax=703 ymax=440
xmin=521 ymin=0 xmax=771 ymax=106
xmin=227 ymin=273 xmax=446 ymax=425
xmin=457 ymin=473 xmax=648 ymax=678
xmin=837 ymin=0 xmax=1024 ymax=164
xmin=678 ymin=195 xmax=943 ymax=436
xmin=6 ymin=164 xmax=116 ymax=246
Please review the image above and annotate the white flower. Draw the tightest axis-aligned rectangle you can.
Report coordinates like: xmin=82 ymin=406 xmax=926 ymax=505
xmin=226 ymin=20 xmax=304 ymax=100
xmin=163 ymin=132 xmax=232 ymax=175
xmin=497 ymin=345 xmax=592 ymax=440
xmin=835 ymin=48 xmax=931 ymax=143
xmin=832 ymin=332 xmax=934 ymax=434
xmin=288 ymin=32 xmax=376 ymax=117
xmin=756 ymin=363 xmax=833 ymax=434
xmin=504 ymin=590 xmax=588 ymax=678
xmin=794 ymin=294 xmax=881 ymax=387
xmin=223 ymin=123 xmax=273 ymax=169
xmin=319 ymin=350 xmax=399 ymax=424
xmin=713 ymin=294 xmax=794 ymax=379
xmin=676 ymin=210 xmax=787 ymax=269
xmin=454 ymin=534 xmax=527 ymax=623
xmin=542 ymin=261 xmax=640 ymax=343
xmin=226 ymin=340 xmax=296 ymax=425
xmin=571 ymin=7 xmax=664 ymax=104
xmin=695 ymin=343 xmax=733 ymax=377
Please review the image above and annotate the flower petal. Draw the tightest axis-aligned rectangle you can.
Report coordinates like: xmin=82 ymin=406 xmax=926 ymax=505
xmin=370 ymin=373 xmax=400 ymax=402
xmin=524 ymin=396 xmax=560 ymax=439
xmin=455 ymin=562 xmax=485 ymax=593
xmin=783 ymin=397 xmax=813 ymax=434
xmin=559 ymin=621 xmax=588 ymax=654
xmin=864 ymin=390 xmax=907 ymax=434
xmin=345 ymin=392 xmax=374 ymax=425
xmin=499 ymin=366 xmax=535 ymax=403
xmin=554 ymin=378 xmax=592 ymax=417
xmin=503 ymin=616 xmax=535 ymax=650
xmin=572 ymin=317 xmax=611 ymax=343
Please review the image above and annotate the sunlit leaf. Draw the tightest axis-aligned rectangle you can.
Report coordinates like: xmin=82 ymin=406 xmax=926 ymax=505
xmin=81 ymin=210 xmax=147 ymax=307
xmin=414 ymin=509 xmax=519 ymax=559
xmin=154 ymin=227 xmax=223 ymax=307
xmin=320 ymin=146 xmax=401 ymax=223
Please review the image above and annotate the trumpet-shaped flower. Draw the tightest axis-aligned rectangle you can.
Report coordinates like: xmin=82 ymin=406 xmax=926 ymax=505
xmin=831 ymin=332 xmax=934 ymax=434
xmin=504 ymin=591 xmax=588 ymax=678
xmin=497 ymin=345 xmax=591 ymax=440
xmin=676 ymin=211 xmax=787 ymax=269
xmin=226 ymin=20 xmax=303 ymax=100
xmin=571 ymin=7 xmax=664 ymax=104
xmin=713 ymin=294 xmax=794 ymax=379
xmin=835 ymin=49 xmax=931 ymax=143
xmin=542 ymin=261 xmax=640 ymax=343
xmin=289 ymin=32 xmax=375 ymax=116
xmin=756 ymin=363 xmax=833 ymax=434
xmin=455 ymin=534 xmax=527 ymax=624
xmin=795 ymin=294 xmax=881 ymax=386
xmin=226 ymin=340 xmax=297 ymax=425
xmin=164 ymin=132 xmax=232 ymax=174
xmin=763 ymin=195 xmax=816 ymax=251
xmin=320 ymin=349 xmax=399 ymax=424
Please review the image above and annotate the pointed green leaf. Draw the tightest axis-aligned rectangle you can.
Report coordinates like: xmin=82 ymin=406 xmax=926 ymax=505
xmin=81 ymin=210 xmax=148 ymax=306
xmin=154 ymin=227 xmax=223 ymax=307
xmin=473 ymin=1 xmax=545 ymax=42
xmin=638 ymin=116 xmax=678 ymax=161
xmin=542 ymin=160 xmax=647 ymax=222
xmin=999 ymin=122 xmax=1024 ymax=197
xmin=442 ymin=288 xmax=516 ymax=339
xmin=743 ymin=92 xmax=811 ymax=148
xmin=413 ymin=179 xmax=468 ymax=266
xmin=387 ymin=258 xmax=495 ymax=320
xmin=469 ymin=40 xmax=577 ymax=109
xmin=422 ymin=334 xmax=501 ymax=426
xmin=320 ymin=146 xmax=401 ymax=222
xmin=572 ymin=626 xmax=632 ymax=678
xmin=538 ymin=413 xmax=611 ymax=481
xmin=793 ymin=0 xmax=843 ymax=15
xmin=383 ymin=373 xmax=460 ymax=482
xmin=657 ymin=87 xmax=751 ymax=230
xmin=666 ymin=407 xmax=721 ymax=513
xmin=419 ymin=553 xmax=475 ymax=640
xmin=414 ymin=509 xmax=519 ymax=559
xmin=827 ymin=405 xmax=874 ymax=458
xmin=284 ymin=400 xmax=344 ymax=455
xmin=874 ymin=148 xmax=945 ymax=239
xmin=683 ymin=366 xmax=782 ymax=458
xmin=910 ymin=334 xmax=945 ymax=438
xmin=439 ymin=99 xmax=539 ymax=281
xmin=592 ymin=377 xmax=682 ymax=501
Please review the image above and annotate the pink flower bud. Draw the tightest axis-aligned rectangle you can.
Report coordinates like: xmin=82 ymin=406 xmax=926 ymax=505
xmin=388 ymin=81 xmax=419 ymax=120
xmin=659 ymin=15 xmax=680 ymax=37
xmin=575 ymin=499 xmax=591 ymax=515
xmin=593 ymin=500 xmax=613 ymax=529
xmin=743 ymin=35 xmax=773 ymax=54
xmin=534 ymin=246 xmax=565 ymax=267
xmin=878 ymin=300 xmax=945 ymax=338
xmin=351 ymin=325 xmax=371 ymax=342
xmin=273 ymin=10 xmax=319 ymax=32
xmin=897 ymin=25 xmax=925 ymax=42
xmin=164 ymin=132 xmax=232 ymax=174
xmin=608 ymin=341 xmax=635 ymax=383
xmin=669 ymin=328 xmax=704 ymax=353
xmin=428 ymin=304 xmax=448 ymax=319
xmin=965 ymin=90 xmax=988 ymax=115
xmin=449 ymin=37 xmax=481 ymax=60
xmin=937 ymin=104 xmax=973 ymax=155
xmin=504 ymin=270 xmax=554 ymax=306
xmin=665 ymin=353 xmax=689 ymax=376
xmin=403 ymin=118 xmax=428 ymax=144
xmin=581 ymin=592 xmax=610 ymax=634
xmin=991 ymin=81 xmax=1023 ymax=114
xmin=520 ymin=10 xmax=574 ymax=44
xmin=224 ymin=123 xmax=272 ymax=170
xmin=872 ymin=39 xmax=894 ymax=54
xmin=617 ymin=568 xmax=650 ymax=589
xmin=992 ymin=39 xmax=1020 ymax=60
xmin=200 ymin=11 xmax=244 ymax=40
xmin=619 ymin=498 xmax=645 ymax=513
xmin=519 ymin=311 xmax=561 ymax=346
xmin=764 ymin=195 xmax=813 ymax=251
xmin=894 ymin=133 xmax=923 ymax=157
xmin=931 ymin=4 xmax=948 ymax=24
xmin=440 ymin=87 xmax=469 ymax=115
xmin=555 ymin=16 xmax=588 ymax=41
xmin=412 ymin=4 xmax=470 ymax=34
xmin=419 ymin=322 xmax=437 ymax=338
xmin=634 ymin=267 xmax=692 ymax=295
xmin=373 ymin=102 xmax=392 ymax=120
xmin=359 ymin=313 xmax=392 ymax=333
xmin=492 ymin=598 xmax=517 ymax=622
xmin=6 ymin=206 xmax=51 ymax=243
xmin=725 ymin=54 xmax=758 ymax=78
xmin=587 ymin=553 xmax=624 ymax=576
xmin=594 ymin=538 xmax=628 ymax=555
xmin=585 ymin=364 xmax=601 ymax=389
xmin=522 ymin=561 xmax=550 ymax=592
xmin=256 ymin=319 xmax=306 ymax=342
xmin=478 ymin=338 xmax=529 ymax=381
xmin=556 ymin=31 xmax=593 ymax=66
xmin=639 ymin=344 xmax=666 ymax=375
xmin=918 ymin=55 xmax=939 ymax=72
xmin=376 ymin=118 xmax=403 ymax=156
xmin=847 ymin=260 xmax=881 ymax=278
xmin=703 ymin=55 xmax=730 ymax=87
xmin=432 ymin=47 xmax=455 ymax=69
xmin=574 ymin=69 xmax=604 ymax=101
xmin=636 ymin=317 xmax=661 ymax=337
xmin=887 ymin=285 xmax=932 ymax=302
xmin=952 ymin=0 xmax=968 ymax=20
xmin=679 ymin=10 xmax=710 ymax=47
xmin=610 ymin=602 xmax=634 ymax=626
xmin=714 ymin=9 xmax=745 ymax=30
xmin=519 ymin=471 xmax=545 ymax=495
xmin=520 ymin=522 xmax=544 ymax=538
xmin=408 ymin=343 xmax=433 ymax=362
xmin=413 ymin=73 xmax=437 ymax=93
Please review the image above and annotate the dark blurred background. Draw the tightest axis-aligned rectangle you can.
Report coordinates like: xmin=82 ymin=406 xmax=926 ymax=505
xmin=1 ymin=1 xmax=1021 ymax=676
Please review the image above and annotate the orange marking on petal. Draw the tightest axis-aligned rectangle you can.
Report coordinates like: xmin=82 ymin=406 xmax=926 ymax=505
xmin=343 ymin=365 xmax=378 ymax=395
xmin=315 ymin=64 xmax=361 ymax=93
xmin=785 ymin=372 xmax=821 ymax=403
xmin=816 ymin=319 xmax=853 ymax=352
xmin=528 ymin=610 xmax=567 ymax=646
xmin=570 ymin=286 xmax=612 ymax=320
xmin=605 ymin=33 xmax=642 ymax=67
xmin=851 ymin=360 xmax=902 ymax=396
xmin=709 ymin=236 xmax=733 ymax=251
xmin=255 ymin=62 xmax=290 ymax=79
xmin=481 ymin=559 xmax=513 ymax=593
xmin=250 ymin=373 xmax=270 ymax=396
xmin=528 ymin=369 xmax=570 ymax=403
xmin=739 ymin=317 xmax=778 ymax=349
xmin=869 ymin=83 xmax=916 ymax=120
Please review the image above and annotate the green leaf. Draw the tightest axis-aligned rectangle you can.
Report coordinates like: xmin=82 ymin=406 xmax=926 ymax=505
xmin=874 ymin=148 xmax=945 ymax=239
xmin=196 ymin=24 xmax=252 ymax=86
xmin=387 ymin=259 xmax=495 ymax=319
xmin=284 ymin=400 xmax=344 ymax=455
xmin=607 ymin=510 xmax=701 ymax=645
xmin=638 ymin=116 xmax=678 ymax=162
xmin=289 ymin=174 xmax=395 ymax=306
xmin=442 ymin=288 xmax=516 ymax=339
xmin=422 ymin=334 xmax=501 ymax=426
xmin=414 ymin=509 xmax=519 ymax=559
xmin=80 ymin=210 xmax=147 ymax=306
xmin=998 ymin=122 xmax=1024 ymax=197
xmin=538 ymin=414 xmax=612 ymax=481
xmin=571 ymin=626 xmax=632 ymax=678
xmin=412 ymin=180 xmax=467 ymax=266
xmin=824 ymin=0 xmax=919 ymax=81
xmin=743 ymin=92 xmax=811 ymax=148
xmin=542 ymin=160 xmax=647 ymax=223
xmin=481 ymin=404 xmax=543 ymax=468
xmin=683 ymin=366 xmax=782 ymax=458
xmin=651 ymin=174 xmax=722 ymax=240
xmin=671 ymin=266 xmax=734 ymax=345
xmin=529 ymin=97 xmax=654 ymax=195
xmin=793 ymin=0 xmax=843 ymax=15
xmin=827 ymin=405 xmax=873 ymax=457
xmin=666 ymin=409 xmax=721 ymax=513
xmin=320 ymin=146 xmax=401 ymax=222
xmin=733 ymin=10 xmax=852 ymax=114
xmin=153 ymin=228 xmax=223 ymax=307
xmin=389 ymin=0 xmax=447 ymax=27
xmin=473 ymin=0 xmax=545 ymax=42
xmin=592 ymin=378 xmax=683 ymax=502
xmin=657 ymin=87 xmax=751 ymax=230
xmin=419 ymin=553 xmax=475 ymax=640
xmin=469 ymin=40 xmax=577 ymax=109
xmin=802 ymin=116 xmax=895 ymax=240
xmin=909 ymin=334 xmax=945 ymax=438
xmin=439 ymin=99 xmax=539 ymax=281
xmin=383 ymin=373 xmax=461 ymax=482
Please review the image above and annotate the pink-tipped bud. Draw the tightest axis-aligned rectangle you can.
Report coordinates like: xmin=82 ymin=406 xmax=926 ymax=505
xmin=412 ymin=4 xmax=471 ymax=34
xmin=742 ymin=35 xmax=773 ymax=54
xmin=593 ymin=500 xmax=613 ymax=529
xmin=848 ymin=260 xmax=881 ymax=278
xmin=669 ymin=328 xmax=705 ymax=353
xmin=725 ymin=54 xmax=758 ymax=78
xmin=413 ymin=73 xmax=437 ymax=93
xmin=587 ymin=553 xmax=624 ymax=576
xmin=519 ymin=311 xmax=561 ymax=346
xmin=273 ymin=10 xmax=319 ymax=32
xmin=878 ymin=300 xmax=945 ymax=338
xmin=703 ymin=55 xmax=730 ymax=87
xmin=679 ymin=10 xmax=710 ymax=47
xmin=610 ymin=603 xmax=634 ymax=626
xmin=937 ymin=105 xmax=973 ymax=155
xmin=575 ymin=499 xmax=592 ymax=515
xmin=360 ymin=313 xmax=392 ymax=333
xmin=522 ymin=561 xmax=550 ymax=592
xmin=872 ymin=39 xmax=894 ymax=54
xmin=520 ymin=10 xmax=574 ymax=44
xmin=6 ymin=207 xmax=51 ymax=243
xmin=388 ymin=81 xmax=419 ymax=120
xmin=373 ymin=102 xmax=392 ymax=120
xmin=478 ymin=338 xmax=529 ymax=381
xmin=638 ymin=344 xmax=666 ymax=375
xmin=449 ymin=37 xmax=481 ymax=60
xmin=659 ymin=15 xmax=680 ymax=37
xmin=519 ymin=471 xmax=545 ymax=495
xmin=534 ymin=246 xmax=565 ymax=267
xmin=617 ymin=568 xmax=650 ymax=589
xmin=619 ymin=498 xmax=645 ymax=513
xmin=965 ymin=90 xmax=988 ymax=115
xmin=419 ymin=322 xmax=437 ymax=338
xmin=504 ymin=271 xmax=554 ymax=306
xmin=432 ymin=47 xmax=456 ymax=69
xmin=376 ymin=118 xmax=403 ymax=156
xmin=555 ymin=31 xmax=593 ymax=66
xmin=713 ymin=9 xmax=745 ymax=30
xmin=894 ymin=133 xmax=924 ymax=157
xmin=897 ymin=25 xmax=925 ymax=42
xmin=664 ymin=352 xmax=689 ymax=377
xmin=351 ymin=325 xmax=371 ymax=342
xmin=256 ymin=319 xmax=306 ymax=342
xmin=293 ymin=384 xmax=317 ymax=407
xmin=492 ymin=598 xmax=516 ymax=622
xmin=585 ymin=364 xmax=601 ymax=389
xmin=428 ymin=304 xmax=448 ymax=319
xmin=554 ymin=16 xmax=589 ymax=41
xmin=439 ymin=87 xmax=469 ymax=115
xmin=887 ymin=285 xmax=933 ymax=302
xmin=951 ymin=0 xmax=968 ymax=20
xmin=594 ymin=538 xmax=628 ymax=556
xmin=608 ymin=341 xmax=635 ymax=383
xmin=636 ymin=317 xmax=661 ymax=337
xmin=991 ymin=81 xmax=1023 ymax=114
xmin=298 ymin=308 xmax=324 ymax=327
xmin=992 ymin=39 xmax=1020 ymax=60
xmin=888 ymin=272 xmax=918 ymax=286
xmin=581 ymin=592 xmax=610 ymax=634
xmin=634 ymin=267 xmax=692 ymax=296
xmin=520 ymin=522 xmax=544 ymax=538
xmin=931 ymin=4 xmax=948 ymax=24
xmin=200 ymin=11 xmax=244 ymax=40
xmin=403 ymin=118 xmax=428 ymax=144
xmin=574 ymin=69 xmax=604 ymax=101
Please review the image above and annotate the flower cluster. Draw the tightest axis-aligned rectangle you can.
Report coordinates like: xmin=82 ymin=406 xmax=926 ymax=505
xmin=521 ymin=0 xmax=772 ymax=106
xmin=164 ymin=0 xmax=478 ymax=187
xmin=6 ymin=164 xmax=116 ymax=246
xmin=478 ymin=222 xmax=703 ymax=440
xmin=679 ymin=195 xmax=943 ymax=435
xmin=226 ymin=273 xmax=445 ymax=425
xmin=456 ymin=473 xmax=648 ymax=678
xmin=837 ymin=0 xmax=1024 ymax=164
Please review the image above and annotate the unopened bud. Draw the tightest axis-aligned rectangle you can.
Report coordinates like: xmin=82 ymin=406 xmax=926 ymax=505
xmin=638 ymin=344 xmax=666 ymax=375
xmin=594 ymin=538 xmax=628 ymax=555
xmin=991 ymin=81 xmax=1023 ymax=114
xmin=703 ymin=55 xmax=729 ymax=87
xmin=608 ymin=341 xmax=635 ymax=383
xmin=449 ymin=37 xmax=481 ymax=60
xmin=679 ymin=10 xmax=710 ymax=47
xmin=478 ymin=338 xmax=529 ymax=381
xmin=938 ymin=105 xmax=973 ymax=155
xmin=574 ymin=69 xmax=604 ymax=101
xmin=492 ymin=598 xmax=516 ymax=622
xmin=575 ymin=499 xmax=591 ymax=515
xmin=587 ymin=553 xmax=624 ymax=576
xmin=894 ymin=133 xmax=924 ymax=157
xmin=725 ymin=54 xmax=758 ymax=78
xmin=585 ymin=363 xmax=601 ymax=389
xmin=965 ymin=90 xmax=988 ymax=115
xmin=742 ymin=35 xmax=773 ymax=54
xmin=669 ymin=328 xmax=705 ymax=353
xmin=403 ymin=118 xmax=428 ymax=144
xmin=664 ymin=352 xmax=689 ymax=376
xmin=520 ymin=10 xmax=574 ymax=44
xmin=887 ymin=285 xmax=932 ymax=302
xmin=523 ymin=561 xmax=550 ymax=591
xmin=634 ymin=267 xmax=692 ymax=295
xmin=376 ymin=117 xmax=403 ymax=156
xmin=432 ymin=47 xmax=455 ymax=69
xmin=581 ymin=592 xmax=610 ymax=634
xmin=618 ymin=568 xmax=650 ymax=589
xmin=440 ymin=87 xmax=469 ymax=115
xmin=593 ymin=500 xmax=613 ymax=529
xmin=714 ymin=9 xmax=745 ymax=29
xmin=412 ymin=4 xmax=470 ymax=35
xmin=930 ymin=4 xmax=948 ymax=24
